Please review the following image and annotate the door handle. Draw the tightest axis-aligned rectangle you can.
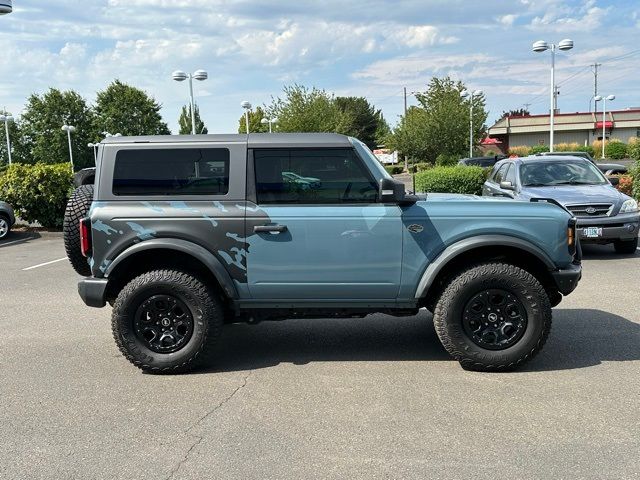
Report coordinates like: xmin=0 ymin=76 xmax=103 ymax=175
xmin=254 ymin=224 xmax=288 ymax=233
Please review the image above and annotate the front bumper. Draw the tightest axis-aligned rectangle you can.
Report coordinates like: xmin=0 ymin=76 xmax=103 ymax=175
xmin=551 ymin=263 xmax=582 ymax=295
xmin=78 ymin=278 xmax=108 ymax=308
xmin=576 ymin=212 xmax=639 ymax=242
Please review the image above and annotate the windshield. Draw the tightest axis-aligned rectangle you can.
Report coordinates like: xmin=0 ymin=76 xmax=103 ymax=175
xmin=349 ymin=137 xmax=392 ymax=180
xmin=520 ymin=160 xmax=607 ymax=187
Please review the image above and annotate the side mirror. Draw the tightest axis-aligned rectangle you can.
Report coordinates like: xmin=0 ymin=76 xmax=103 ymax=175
xmin=380 ymin=178 xmax=415 ymax=204
xmin=500 ymin=181 xmax=515 ymax=191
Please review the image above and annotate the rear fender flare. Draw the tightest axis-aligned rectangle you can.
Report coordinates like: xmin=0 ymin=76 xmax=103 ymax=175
xmin=104 ymin=238 xmax=238 ymax=299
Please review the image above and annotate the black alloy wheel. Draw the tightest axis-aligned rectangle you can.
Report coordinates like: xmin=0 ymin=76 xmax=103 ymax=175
xmin=462 ymin=289 xmax=528 ymax=350
xmin=134 ymin=294 xmax=194 ymax=353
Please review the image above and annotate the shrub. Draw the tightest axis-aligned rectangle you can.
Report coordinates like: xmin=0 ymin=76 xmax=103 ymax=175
xmin=435 ymin=153 xmax=460 ymax=167
xmin=508 ymin=145 xmax=531 ymax=157
xmin=604 ymin=139 xmax=627 ymax=160
xmin=592 ymin=140 xmax=604 ymax=159
xmin=414 ymin=165 xmax=488 ymax=195
xmin=630 ymin=161 xmax=640 ymax=201
xmin=529 ymin=144 xmax=549 ymax=155
xmin=384 ymin=165 xmax=404 ymax=175
xmin=574 ymin=144 xmax=596 ymax=157
xmin=615 ymin=175 xmax=633 ymax=196
xmin=554 ymin=142 xmax=580 ymax=152
xmin=0 ymin=163 xmax=73 ymax=228
xmin=627 ymin=137 xmax=640 ymax=161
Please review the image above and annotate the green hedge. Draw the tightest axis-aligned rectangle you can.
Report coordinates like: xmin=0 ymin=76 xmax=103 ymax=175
xmin=384 ymin=165 xmax=404 ymax=175
xmin=414 ymin=165 xmax=489 ymax=195
xmin=604 ymin=139 xmax=627 ymax=160
xmin=0 ymin=163 xmax=73 ymax=228
xmin=435 ymin=153 xmax=459 ymax=166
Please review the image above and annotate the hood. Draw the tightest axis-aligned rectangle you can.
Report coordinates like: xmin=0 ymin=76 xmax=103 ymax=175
xmin=520 ymin=183 xmax=624 ymax=205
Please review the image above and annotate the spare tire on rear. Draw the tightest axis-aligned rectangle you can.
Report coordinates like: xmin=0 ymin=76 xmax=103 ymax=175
xmin=63 ymin=184 xmax=94 ymax=276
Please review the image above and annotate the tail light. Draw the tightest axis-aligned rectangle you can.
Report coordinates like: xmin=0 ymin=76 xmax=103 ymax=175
xmin=80 ymin=218 xmax=92 ymax=257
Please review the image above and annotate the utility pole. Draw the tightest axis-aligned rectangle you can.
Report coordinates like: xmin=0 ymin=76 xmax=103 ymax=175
xmin=589 ymin=63 xmax=601 ymax=113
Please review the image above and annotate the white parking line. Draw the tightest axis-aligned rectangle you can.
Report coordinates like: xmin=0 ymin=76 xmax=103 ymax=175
xmin=22 ymin=257 xmax=67 ymax=271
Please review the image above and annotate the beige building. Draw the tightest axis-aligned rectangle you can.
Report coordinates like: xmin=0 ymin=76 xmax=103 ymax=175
xmin=488 ymin=108 xmax=640 ymax=152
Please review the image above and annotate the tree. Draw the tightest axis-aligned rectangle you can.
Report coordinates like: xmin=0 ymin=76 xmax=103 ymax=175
xmin=178 ymin=104 xmax=208 ymax=134
xmin=93 ymin=80 xmax=170 ymax=137
xmin=496 ymin=108 xmax=530 ymax=123
xmin=390 ymin=77 xmax=488 ymax=162
xmin=387 ymin=106 xmax=431 ymax=161
xmin=0 ymin=109 xmax=19 ymax=167
xmin=237 ymin=106 xmax=270 ymax=133
xmin=334 ymin=96 xmax=381 ymax=148
xmin=266 ymin=85 xmax=339 ymax=133
xmin=13 ymin=89 xmax=96 ymax=170
xmin=374 ymin=113 xmax=392 ymax=147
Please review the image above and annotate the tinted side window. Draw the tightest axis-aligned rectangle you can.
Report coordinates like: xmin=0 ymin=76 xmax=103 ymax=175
xmin=493 ymin=164 xmax=509 ymax=183
xmin=254 ymin=148 xmax=378 ymax=204
xmin=113 ymin=148 xmax=229 ymax=196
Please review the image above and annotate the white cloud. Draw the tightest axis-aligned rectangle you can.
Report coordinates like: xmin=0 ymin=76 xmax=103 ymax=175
xmin=498 ymin=14 xmax=518 ymax=26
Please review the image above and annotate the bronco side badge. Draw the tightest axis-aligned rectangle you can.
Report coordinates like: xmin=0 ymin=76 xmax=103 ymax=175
xmin=408 ymin=224 xmax=423 ymax=233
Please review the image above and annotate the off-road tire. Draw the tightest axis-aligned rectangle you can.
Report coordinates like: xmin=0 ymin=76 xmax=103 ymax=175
xmin=111 ymin=269 xmax=223 ymax=374
xmin=613 ymin=237 xmax=638 ymax=254
xmin=0 ymin=214 xmax=10 ymax=239
xmin=433 ymin=262 xmax=552 ymax=372
xmin=63 ymin=184 xmax=94 ymax=276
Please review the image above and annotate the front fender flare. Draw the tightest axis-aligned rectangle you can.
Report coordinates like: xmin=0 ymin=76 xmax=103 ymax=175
xmin=414 ymin=234 xmax=556 ymax=299
xmin=104 ymin=238 xmax=238 ymax=299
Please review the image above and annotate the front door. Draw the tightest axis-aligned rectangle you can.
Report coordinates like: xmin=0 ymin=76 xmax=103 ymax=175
xmin=245 ymin=147 xmax=402 ymax=300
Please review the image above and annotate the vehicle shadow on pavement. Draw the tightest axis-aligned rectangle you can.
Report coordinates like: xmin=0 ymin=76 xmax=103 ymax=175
xmin=524 ymin=308 xmax=640 ymax=372
xmin=200 ymin=310 xmax=450 ymax=373
xmin=580 ymin=243 xmax=639 ymax=260
xmin=198 ymin=308 xmax=639 ymax=374
xmin=0 ymin=231 xmax=40 ymax=247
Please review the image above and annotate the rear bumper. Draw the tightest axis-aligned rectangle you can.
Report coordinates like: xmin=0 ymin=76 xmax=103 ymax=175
xmin=551 ymin=263 xmax=582 ymax=295
xmin=78 ymin=278 xmax=108 ymax=308
xmin=577 ymin=213 xmax=639 ymax=242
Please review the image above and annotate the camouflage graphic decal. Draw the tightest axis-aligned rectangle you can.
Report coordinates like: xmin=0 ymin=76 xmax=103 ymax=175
xmin=89 ymin=200 xmax=271 ymax=284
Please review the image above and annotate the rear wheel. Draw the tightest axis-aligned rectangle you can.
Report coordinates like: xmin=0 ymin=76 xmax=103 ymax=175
xmin=111 ymin=269 xmax=223 ymax=374
xmin=63 ymin=184 xmax=94 ymax=276
xmin=613 ymin=237 xmax=638 ymax=254
xmin=0 ymin=215 xmax=10 ymax=239
xmin=433 ymin=262 xmax=552 ymax=372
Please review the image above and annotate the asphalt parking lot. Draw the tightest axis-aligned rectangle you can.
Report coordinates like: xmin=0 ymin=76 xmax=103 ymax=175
xmin=1 ymin=233 xmax=639 ymax=480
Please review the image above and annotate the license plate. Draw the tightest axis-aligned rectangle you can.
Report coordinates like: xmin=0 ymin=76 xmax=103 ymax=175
xmin=583 ymin=227 xmax=603 ymax=238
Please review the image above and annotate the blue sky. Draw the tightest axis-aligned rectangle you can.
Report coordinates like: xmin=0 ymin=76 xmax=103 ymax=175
xmin=1 ymin=0 xmax=639 ymax=134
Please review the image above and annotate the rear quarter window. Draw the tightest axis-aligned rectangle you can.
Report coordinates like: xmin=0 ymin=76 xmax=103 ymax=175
xmin=112 ymin=148 xmax=229 ymax=196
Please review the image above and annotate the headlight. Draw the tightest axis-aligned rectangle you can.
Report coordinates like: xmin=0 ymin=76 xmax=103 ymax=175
xmin=620 ymin=199 xmax=638 ymax=213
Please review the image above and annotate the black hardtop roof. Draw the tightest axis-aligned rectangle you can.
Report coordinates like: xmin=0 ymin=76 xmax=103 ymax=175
xmin=101 ymin=132 xmax=353 ymax=148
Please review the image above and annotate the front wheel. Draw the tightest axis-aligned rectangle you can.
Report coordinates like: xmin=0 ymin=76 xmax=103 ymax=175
xmin=111 ymin=269 xmax=223 ymax=374
xmin=613 ymin=237 xmax=638 ymax=254
xmin=433 ymin=262 xmax=552 ymax=372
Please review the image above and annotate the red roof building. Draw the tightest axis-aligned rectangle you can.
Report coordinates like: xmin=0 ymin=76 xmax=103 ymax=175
xmin=487 ymin=108 xmax=640 ymax=152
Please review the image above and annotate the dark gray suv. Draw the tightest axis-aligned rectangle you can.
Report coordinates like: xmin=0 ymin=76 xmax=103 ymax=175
xmin=0 ymin=201 xmax=15 ymax=239
xmin=483 ymin=156 xmax=639 ymax=253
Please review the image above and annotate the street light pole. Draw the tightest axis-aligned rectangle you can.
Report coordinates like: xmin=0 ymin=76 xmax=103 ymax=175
xmin=460 ymin=90 xmax=482 ymax=157
xmin=172 ymin=70 xmax=208 ymax=135
xmin=595 ymin=94 xmax=615 ymax=159
xmin=61 ymin=125 xmax=76 ymax=172
xmin=261 ymin=117 xmax=277 ymax=133
xmin=0 ymin=114 xmax=13 ymax=165
xmin=88 ymin=143 xmax=99 ymax=163
xmin=241 ymin=101 xmax=252 ymax=133
xmin=533 ymin=39 xmax=574 ymax=153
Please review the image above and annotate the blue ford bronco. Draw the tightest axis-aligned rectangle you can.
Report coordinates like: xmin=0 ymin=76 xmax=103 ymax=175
xmin=63 ymin=133 xmax=582 ymax=373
